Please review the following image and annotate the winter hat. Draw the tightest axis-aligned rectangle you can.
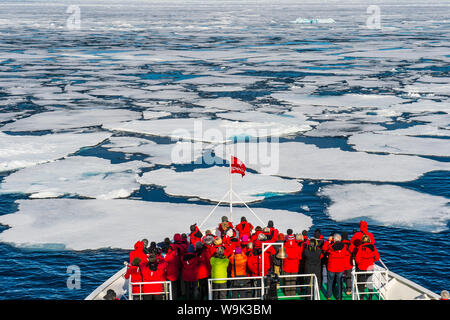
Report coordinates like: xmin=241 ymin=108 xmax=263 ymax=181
xmin=190 ymin=224 xmax=197 ymax=232
xmin=173 ymin=233 xmax=182 ymax=242
xmin=221 ymin=216 xmax=228 ymax=222
xmin=241 ymin=216 xmax=247 ymax=222
xmin=235 ymin=247 xmax=242 ymax=254
xmin=187 ymin=244 xmax=195 ymax=253
xmin=148 ymin=254 xmax=157 ymax=263
xmin=131 ymin=257 xmax=141 ymax=266
xmin=268 ymin=220 xmax=274 ymax=228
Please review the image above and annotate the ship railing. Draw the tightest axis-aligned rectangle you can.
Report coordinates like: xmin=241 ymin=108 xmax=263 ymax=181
xmin=351 ymin=259 xmax=389 ymax=300
xmin=128 ymin=280 xmax=173 ymax=300
xmin=207 ymin=273 xmax=320 ymax=300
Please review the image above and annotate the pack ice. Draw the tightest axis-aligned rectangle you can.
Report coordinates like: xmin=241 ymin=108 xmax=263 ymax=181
xmin=138 ymin=166 xmax=302 ymax=203
xmin=0 ymin=199 xmax=313 ymax=250
xmin=0 ymin=131 xmax=111 ymax=172
xmin=319 ymin=183 xmax=450 ymax=233
xmin=0 ymin=156 xmax=149 ymax=199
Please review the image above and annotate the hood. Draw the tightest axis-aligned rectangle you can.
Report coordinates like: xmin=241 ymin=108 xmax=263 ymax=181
xmin=332 ymin=242 xmax=346 ymax=251
xmin=134 ymin=241 xmax=144 ymax=251
xmin=183 ymin=253 xmax=196 ymax=262
xmin=360 ymin=220 xmax=368 ymax=234
xmin=173 ymin=233 xmax=182 ymax=242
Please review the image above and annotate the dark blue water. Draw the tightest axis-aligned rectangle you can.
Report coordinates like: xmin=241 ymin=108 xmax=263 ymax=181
xmin=0 ymin=0 xmax=449 ymax=299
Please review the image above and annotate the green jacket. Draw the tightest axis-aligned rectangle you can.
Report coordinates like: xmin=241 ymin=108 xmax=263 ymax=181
xmin=210 ymin=256 xmax=230 ymax=283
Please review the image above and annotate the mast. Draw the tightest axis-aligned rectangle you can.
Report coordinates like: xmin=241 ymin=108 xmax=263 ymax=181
xmin=229 ymin=154 xmax=233 ymax=223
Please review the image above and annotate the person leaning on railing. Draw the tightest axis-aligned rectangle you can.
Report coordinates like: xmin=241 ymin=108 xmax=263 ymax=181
xmin=229 ymin=246 xmax=250 ymax=299
xmin=210 ymin=246 xmax=230 ymax=299
xmin=354 ymin=235 xmax=381 ymax=300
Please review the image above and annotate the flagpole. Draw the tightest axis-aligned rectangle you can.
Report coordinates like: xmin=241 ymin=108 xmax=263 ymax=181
xmin=229 ymin=154 xmax=233 ymax=223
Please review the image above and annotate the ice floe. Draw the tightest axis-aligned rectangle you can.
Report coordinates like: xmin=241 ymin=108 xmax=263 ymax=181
xmin=103 ymin=118 xmax=310 ymax=143
xmin=0 ymin=199 xmax=313 ymax=250
xmin=0 ymin=131 xmax=111 ymax=172
xmin=104 ymin=137 xmax=204 ymax=165
xmin=348 ymin=133 xmax=450 ymax=157
xmin=304 ymin=121 xmax=385 ymax=137
xmin=319 ymin=183 xmax=450 ymax=233
xmin=272 ymin=93 xmax=407 ymax=109
xmin=212 ymin=142 xmax=450 ymax=181
xmin=0 ymin=156 xmax=149 ymax=199
xmin=1 ymin=109 xmax=141 ymax=132
xmin=138 ymin=166 xmax=302 ymax=203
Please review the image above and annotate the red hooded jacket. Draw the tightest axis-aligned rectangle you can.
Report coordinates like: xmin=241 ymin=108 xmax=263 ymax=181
xmin=324 ymin=241 xmax=352 ymax=273
xmin=351 ymin=221 xmax=375 ymax=247
xmin=181 ymin=253 xmax=199 ymax=282
xmin=189 ymin=226 xmax=203 ymax=246
xmin=139 ymin=261 xmax=167 ymax=294
xmin=282 ymin=239 xmax=303 ymax=273
xmin=196 ymin=248 xmax=212 ymax=280
xmin=355 ymin=243 xmax=380 ymax=271
xmin=124 ymin=265 xmax=144 ymax=294
xmin=247 ymin=248 xmax=272 ymax=276
xmin=163 ymin=246 xmax=180 ymax=281
xmin=235 ymin=221 xmax=254 ymax=238
xmin=129 ymin=241 xmax=148 ymax=264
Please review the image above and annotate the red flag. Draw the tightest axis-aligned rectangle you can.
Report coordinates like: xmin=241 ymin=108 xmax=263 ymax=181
xmin=231 ymin=156 xmax=246 ymax=177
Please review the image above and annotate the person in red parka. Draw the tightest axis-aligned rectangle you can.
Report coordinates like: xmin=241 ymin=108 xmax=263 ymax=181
xmin=247 ymin=244 xmax=273 ymax=298
xmin=124 ymin=257 xmax=144 ymax=300
xmin=323 ymin=234 xmax=352 ymax=300
xmin=172 ymin=233 xmax=188 ymax=261
xmin=282 ymin=238 xmax=303 ymax=296
xmin=195 ymin=242 xmax=211 ymax=300
xmin=218 ymin=216 xmax=234 ymax=238
xmin=266 ymin=220 xmax=279 ymax=243
xmin=250 ymin=226 xmax=263 ymax=243
xmin=189 ymin=224 xmax=203 ymax=246
xmin=162 ymin=245 xmax=181 ymax=299
xmin=181 ymin=244 xmax=199 ymax=300
xmin=354 ymin=235 xmax=380 ymax=300
xmin=129 ymin=241 xmax=148 ymax=265
xmin=351 ymin=220 xmax=375 ymax=248
xmin=235 ymin=216 xmax=254 ymax=239
xmin=139 ymin=254 xmax=167 ymax=300
xmin=341 ymin=231 xmax=354 ymax=295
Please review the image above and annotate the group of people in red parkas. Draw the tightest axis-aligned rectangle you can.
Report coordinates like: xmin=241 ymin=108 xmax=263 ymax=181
xmin=124 ymin=216 xmax=380 ymax=300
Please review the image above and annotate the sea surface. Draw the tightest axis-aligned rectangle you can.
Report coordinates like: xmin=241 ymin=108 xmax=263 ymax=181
xmin=0 ymin=0 xmax=448 ymax=299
